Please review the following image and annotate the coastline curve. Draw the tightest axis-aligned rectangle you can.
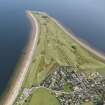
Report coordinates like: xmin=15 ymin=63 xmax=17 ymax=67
xmin=1 ymin=10 xmax=39 ymax=105
xmin=49 ymin=15 xmax=105 ymax=62
xmin=32 ymin=11 xmax=105 ymax=62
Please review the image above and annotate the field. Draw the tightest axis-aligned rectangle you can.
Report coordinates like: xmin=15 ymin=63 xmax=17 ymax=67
xmin=14 ymin=12 xmax=105 ymax=105
xmin=25 ymin=88 xmax=60 ymax=105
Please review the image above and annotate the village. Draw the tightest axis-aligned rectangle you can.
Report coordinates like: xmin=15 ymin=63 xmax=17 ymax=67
xmin=15 ymin=66 xmax=105 ymax=105
xmin=41 ymin=66 xmax=105 ymax=105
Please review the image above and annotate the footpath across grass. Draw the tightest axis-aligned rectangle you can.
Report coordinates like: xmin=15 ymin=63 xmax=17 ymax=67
xmin=14 ymin=11 xmax=105 ymax=105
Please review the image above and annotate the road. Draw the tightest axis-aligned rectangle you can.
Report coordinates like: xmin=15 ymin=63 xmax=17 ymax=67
xmin=15 ymin=85 xmax=72 ymax=105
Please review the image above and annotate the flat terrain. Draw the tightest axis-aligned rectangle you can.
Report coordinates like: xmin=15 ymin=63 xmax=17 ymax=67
xmin=28 ymin=88 xmax=59 ymax=105
xmin=14 ymin=11 xmax=105 ymax=105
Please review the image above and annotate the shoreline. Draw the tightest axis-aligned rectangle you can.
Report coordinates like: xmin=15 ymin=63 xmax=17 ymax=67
xmin=49 ymin=15 xmax=105 ymax=62
xmin=33 ymin=11 xmax=105 ymax=62
xmin=1 ymin=11 xmax=39 ymax=105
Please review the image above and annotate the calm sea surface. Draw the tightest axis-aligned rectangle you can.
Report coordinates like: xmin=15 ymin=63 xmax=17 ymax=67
xmin=0 ymin=0 xmax=105 ymax=96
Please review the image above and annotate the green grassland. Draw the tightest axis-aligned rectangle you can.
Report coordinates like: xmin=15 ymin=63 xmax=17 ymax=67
xmin=26 ymin=88 xmax=59 ymax=105
xmin=14 ymin=12 xmax=105 ymax=105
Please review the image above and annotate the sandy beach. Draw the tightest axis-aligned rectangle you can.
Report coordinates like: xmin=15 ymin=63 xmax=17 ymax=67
xmin=1 ymin=11 xmax=39 ymax=105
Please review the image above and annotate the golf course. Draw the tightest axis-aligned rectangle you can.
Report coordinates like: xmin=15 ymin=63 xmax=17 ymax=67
xmin=11 ymin=11 xmax=105 ymax=105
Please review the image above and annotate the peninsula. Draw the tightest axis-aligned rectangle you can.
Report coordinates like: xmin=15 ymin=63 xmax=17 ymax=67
xmin=2 ymin=11 xmax=105 ymax=105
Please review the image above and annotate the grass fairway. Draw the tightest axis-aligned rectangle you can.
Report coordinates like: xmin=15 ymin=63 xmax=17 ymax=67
xmin=29 ymin=88 xmax=59 ymax=105
xmin=14 ymin=11 xmax=105 ymax=105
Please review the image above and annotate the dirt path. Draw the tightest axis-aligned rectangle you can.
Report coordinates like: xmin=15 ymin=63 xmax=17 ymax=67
xmin=2 ymin=11 xmax=39 ymax=105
